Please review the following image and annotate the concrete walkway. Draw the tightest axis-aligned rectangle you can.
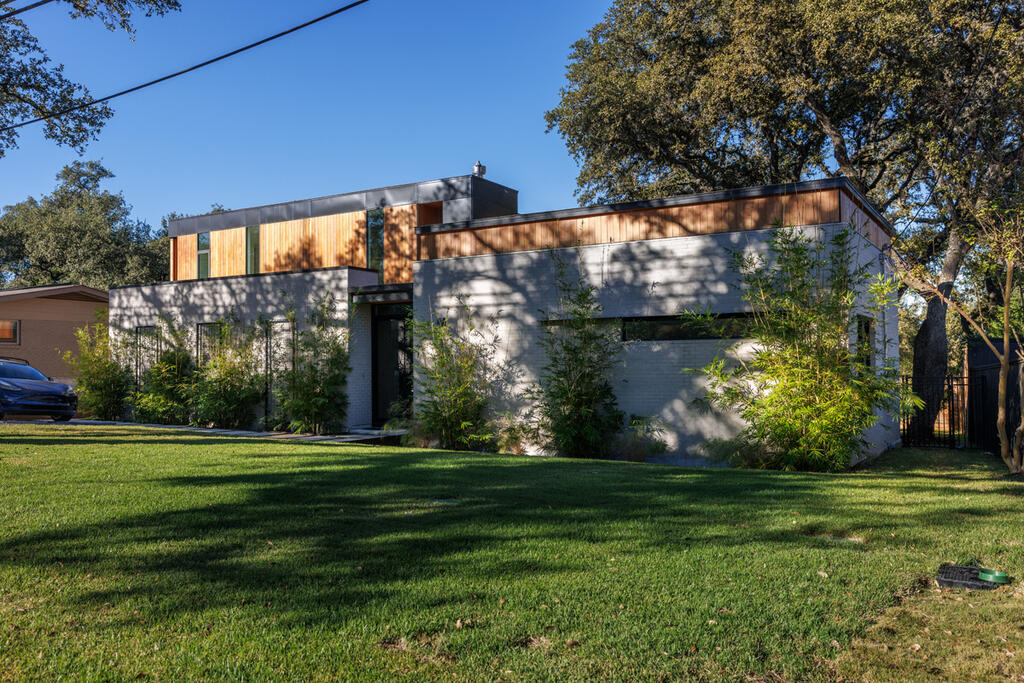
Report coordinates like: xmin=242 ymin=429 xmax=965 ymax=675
xmin=11 ymin=418 xmax=404 ymax=446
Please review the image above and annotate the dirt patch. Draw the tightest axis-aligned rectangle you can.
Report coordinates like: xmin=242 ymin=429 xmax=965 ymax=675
xmin=831 ymin=581 xmax=1023 ymax=681
xmin=513 ymin=635 xmax=552 ymax=651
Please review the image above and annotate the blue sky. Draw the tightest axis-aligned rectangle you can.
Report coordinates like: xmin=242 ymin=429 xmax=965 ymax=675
xmin=0 ymin=0 xmax=608 ymax=230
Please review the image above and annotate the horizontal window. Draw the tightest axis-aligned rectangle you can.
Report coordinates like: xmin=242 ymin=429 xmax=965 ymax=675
xmin=622 ymin=313 xmax=756 ymax=341
xmin=0 ymin=320 xmax=20 ymax=344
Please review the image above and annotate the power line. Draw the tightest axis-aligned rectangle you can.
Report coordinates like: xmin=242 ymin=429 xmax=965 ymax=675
xmin=0 ymin=0 xmax=56 ymax=22
xmin=0 ymin=0 xmax=371 ymax=133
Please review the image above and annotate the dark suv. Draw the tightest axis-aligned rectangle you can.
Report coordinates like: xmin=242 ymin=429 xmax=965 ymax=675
xmin=0 ymin=358 xmax=78 ymax=421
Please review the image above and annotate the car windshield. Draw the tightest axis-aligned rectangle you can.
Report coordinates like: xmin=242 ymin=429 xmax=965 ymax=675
xmin=0 ymin=361 xmax=48 ymax=381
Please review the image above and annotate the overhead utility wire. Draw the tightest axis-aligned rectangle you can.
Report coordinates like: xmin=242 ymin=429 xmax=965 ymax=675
xmin=0 ymin=0 xmax=371 ymax=133
xmin=0 ymin=0 xmax=56 ymax=22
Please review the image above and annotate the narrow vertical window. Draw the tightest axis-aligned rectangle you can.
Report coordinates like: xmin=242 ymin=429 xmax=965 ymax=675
xmin=856 ymin=315 xmax=875 ymax=367
xmin=197 ymin=232 xmax=211 ymax=279
xmin=246 ymin=225 xmax=260 ymax=275
xmin=366 ymin=208 xmax=384 ymax=282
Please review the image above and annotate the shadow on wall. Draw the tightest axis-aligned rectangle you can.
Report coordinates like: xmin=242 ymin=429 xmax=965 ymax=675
xmin=413 ymin=221 xmax=818 ymax=456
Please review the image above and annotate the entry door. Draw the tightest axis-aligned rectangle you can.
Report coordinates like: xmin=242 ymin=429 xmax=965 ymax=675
xmin=372 ymin=304 xmax=413 ymax=426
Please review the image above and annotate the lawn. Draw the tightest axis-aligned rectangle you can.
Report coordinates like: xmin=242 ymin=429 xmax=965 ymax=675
xmin=0 ymin=424 xmax=1021 ymax=681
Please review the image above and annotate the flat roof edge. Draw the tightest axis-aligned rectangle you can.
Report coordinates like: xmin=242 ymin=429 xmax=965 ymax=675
xmin=416 ymin=177 xmax=894 ymax=237
xmin=167 ymin=174 xmax=518 ymax=237
xmin=108 ymin=265 xmax=376 ymax=291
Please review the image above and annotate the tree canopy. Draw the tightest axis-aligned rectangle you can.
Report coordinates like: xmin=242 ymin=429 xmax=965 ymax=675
xmin=546 ymin=0 xmax=1022 ymax=211
xmin=0 ymin=161 xmax=167 ymax=289
xmin=0 ymin=0 xmax=180 ymax=158
xmin=546 ymin=0 xmax=1024 ymax=421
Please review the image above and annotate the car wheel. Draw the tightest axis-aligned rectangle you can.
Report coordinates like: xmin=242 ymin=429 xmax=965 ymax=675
xmin=52 ymin=415 xmax=72 ymax=422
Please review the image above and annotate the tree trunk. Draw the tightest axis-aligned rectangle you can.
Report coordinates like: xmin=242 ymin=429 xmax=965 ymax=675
xmin=909 ymin=231 xmax=971 ymax=438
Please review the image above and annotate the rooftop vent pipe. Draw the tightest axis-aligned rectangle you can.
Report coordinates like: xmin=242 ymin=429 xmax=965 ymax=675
xmin=472 ymin=161 xmax=486 ymax=177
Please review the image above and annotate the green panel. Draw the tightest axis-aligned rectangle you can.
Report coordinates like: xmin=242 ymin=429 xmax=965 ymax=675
xmin=366 ymin=209 xmax=384 ymax=283
xmin=245 ymin=225 xmax=260 ymax=275
xmin=197 ymin=252 xmax=210 ymax=280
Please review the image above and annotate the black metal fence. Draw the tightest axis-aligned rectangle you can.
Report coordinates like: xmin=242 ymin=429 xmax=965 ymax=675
xmin=901 ymin=375 xmax=978 ymax=448
xmin=901 ymin=366 xmax=1021 ymax=452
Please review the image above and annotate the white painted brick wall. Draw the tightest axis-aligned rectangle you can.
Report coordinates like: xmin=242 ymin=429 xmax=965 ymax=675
xmin=415 ymin=225 xmax=900 ymax=461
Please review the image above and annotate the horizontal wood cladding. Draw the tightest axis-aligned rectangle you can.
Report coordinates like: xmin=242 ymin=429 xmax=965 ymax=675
xmin=210 ymin=227 xmax=245 ymax=278
xmin=418 ymin=188 xmax=842 ymax=260
xmin=173 ymin=233 xmax=197 ymax=281
xmin=382 ymin=204 xmax=418 ymax=284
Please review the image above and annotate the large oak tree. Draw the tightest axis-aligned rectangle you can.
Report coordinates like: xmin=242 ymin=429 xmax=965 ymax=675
xmin=1 ymin=0 xmax=180 ymax=158
xmin=0 ymin=161 xmax=167 ymax=288
xmin=546 ymin=0 xmax=1024 ymax=433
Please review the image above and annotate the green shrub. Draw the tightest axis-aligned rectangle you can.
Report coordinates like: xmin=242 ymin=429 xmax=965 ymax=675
xmin=694 ymin=225 xmax=916 ymax=471
xmin=533 ymin=254 xmax=624 ymax=458
xmin=63 ymin=312 xmax=133 ymax=421
xmin=407 ymin=309 xmax=496 ymax=451
xmin=274 ymin=297 xmax=350 ymax=435
xmin=610 ymin=415 xmax=669 ymax=463
xmin=134 ymin=348 xmax=195 ymax=425
xmin=193 ymin=322 xmax=265 ymax=429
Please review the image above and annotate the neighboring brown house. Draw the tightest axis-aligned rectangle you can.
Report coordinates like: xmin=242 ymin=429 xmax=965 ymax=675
xmin=0 ymin=285 xmax=109 ymax=385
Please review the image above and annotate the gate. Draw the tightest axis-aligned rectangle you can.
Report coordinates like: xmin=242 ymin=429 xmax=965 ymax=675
xmin=900 ymin=376 xmax=978 ymax=448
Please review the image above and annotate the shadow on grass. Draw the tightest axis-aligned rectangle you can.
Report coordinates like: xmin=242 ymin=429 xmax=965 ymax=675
xmin=0 ymin=433 xmax=1016 ymax=633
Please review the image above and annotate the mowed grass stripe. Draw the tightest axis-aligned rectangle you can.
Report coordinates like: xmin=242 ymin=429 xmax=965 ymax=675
xmin=0 ymin=424 xmax=1020 ymax=681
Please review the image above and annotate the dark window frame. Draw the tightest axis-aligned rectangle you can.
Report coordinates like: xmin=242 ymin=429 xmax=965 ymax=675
xmin=195 ymin=321 xmax=224 ymax=367
xmin=622 ymin=312 xmax=757 ymax=342
xmin=856 ymin=314 xmax=875 ymax=368
xmin=0 ymin=319 xmax=20 ymax=345
xmin=197 ymin=231 xmax=211 ymax=279
xmin=245 ymin=225 xmax=260 ymax=275
xmin=366 ymin=208 xmax=385 ymax=283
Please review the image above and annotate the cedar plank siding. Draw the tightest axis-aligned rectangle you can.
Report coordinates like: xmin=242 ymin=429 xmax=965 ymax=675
xmin=210 ymin=227 xmax=245 ymax=278
xmin=417 ymin=187 xmax=844 ymax=261
xmin=174 ymin=233 xmax=198 ymax=280
xmin=382 ymin=204 xmax=418 ymax=284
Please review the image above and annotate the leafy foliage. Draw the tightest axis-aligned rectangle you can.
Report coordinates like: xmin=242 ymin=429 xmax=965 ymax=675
xmin=133 ymin=348 xmax=194 ymax=426
xmin=63 ymin=311 xmax=133 ymax=421
xmin=0 ymin=162 xmax=167 ymax=288
xmin=695 ymin=226 xmax=914 ymax=471
xmin=0 ymin=0 xmax=180 ymax=157
xmin=546 ymin=0 xmax=1024 ymax=415
xmin=611 ymin=415 xmax=669 ymax=463
xmin=408 ymin=308 xmax=496 ymax=452
xmin=274 ymin=297 xmax=350 ymax=435
xmin=192 ymin=321 xmax=265 ymax=430
xmin=534 ymin=255 xmax=624 ymax=459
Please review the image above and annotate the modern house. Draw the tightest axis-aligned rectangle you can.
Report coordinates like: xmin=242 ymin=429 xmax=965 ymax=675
xmin=0 ymin=284 xmax=109 ymax=385
xmin=109 ymin=167 xmax=900 ymax=460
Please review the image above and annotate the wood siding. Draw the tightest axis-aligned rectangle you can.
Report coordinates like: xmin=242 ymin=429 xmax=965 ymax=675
xmin=840 ymin=191 xmax=889 ymax=249
xmin=307 ymin=211 xmax=367 ymax=269
xmin=210 ymin=227 xmax=245 ymax=278
xmin=418 ymin=187 xmax=843 ymax=261
xmin=174 ymin=233 xmax=198 ymax=280
xmin=382 ymin=204 xmax=418 ymax=284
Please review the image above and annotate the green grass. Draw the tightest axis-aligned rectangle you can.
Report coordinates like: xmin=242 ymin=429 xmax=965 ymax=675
xmin=0 ymin=424 xmax=1020 ymax=681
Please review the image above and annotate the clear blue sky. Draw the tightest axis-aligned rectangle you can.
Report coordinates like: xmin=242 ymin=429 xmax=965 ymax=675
xmin=0 ymin=0 xmax=608 ymax=230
